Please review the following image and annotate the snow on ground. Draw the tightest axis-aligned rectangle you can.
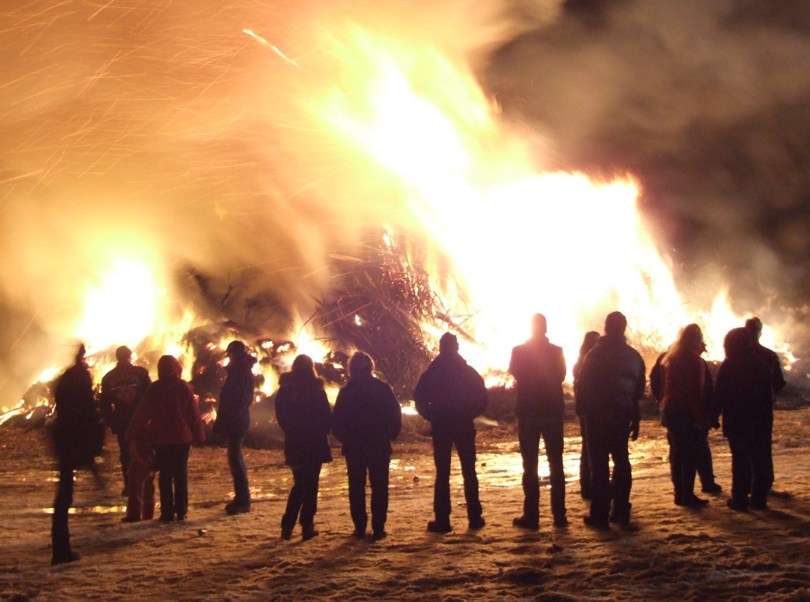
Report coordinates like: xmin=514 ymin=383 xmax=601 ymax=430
xmin=1 ymin=408 xmax=809 ymax=601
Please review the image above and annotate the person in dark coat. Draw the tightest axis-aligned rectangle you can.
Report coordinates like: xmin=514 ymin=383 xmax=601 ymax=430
xmin=275 ymin=354 xmax=332 ymax=541
xmin=99 ymin=345 xmax=151 ymax=495
xmin=577 ymin=311 xmax=645 ymax=529
xmin=713 ymin=327 xmax=774 ymax=511
xmin=657 ymin=324 xmax=714 ymax=508
xmin=131 ymin=355 xmax=205 ymax=522
xmin=121 ymin=401 xmax=155 ymax=523
xmin=744 ymin=316 xmax=786 ymax=495
xmin=508 ymin=314 xmax=568 ymax=529
xmin=414 ymin=333 xmax=488 ymax=533
xmin=573 ymin=330 xmax=600 ymax=501
xmin=213 ymin=340 xmax=257 ymax=515
xmin=650 ymin=340 xmax=721 ymax=497
xmin=51 ymin=344 xmax=103 ymax=565
xmin=333 ymin=352 xmax=402 ymax=541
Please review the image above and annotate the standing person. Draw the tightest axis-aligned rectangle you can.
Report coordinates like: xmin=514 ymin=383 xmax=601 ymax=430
xmin=275 ymin=354 xmax=332 ymax=541
xmin=577 ymin=311 xmax=646 ymax=529
xmin=714 ymin=327 xmax=773 ymax=511
xmin=744 ymin=316 xmax=787 ymax=494
xmin=213 ymin=340 xmax=256 ymax=515
xmin=100 ymin=346 xmax=150 ymax=495
xmin=50 ymin=344 xmax=104 ymax=565
xmin=121 ymin=400 xmax=155 ymax=522
xmin=333 ymin=352 xmax=402 ymax=541
xmin=573 ymin=330 xmax=600 ymax=501
xmin=131 ymin=355 xmax=205 ymax=522
xmin=658 ymin=324 xmax=713 ymax=507
xmin=414 ymin=333 xmax=488 ymax=533
xmin=508 ymin=314 xmax=568 ymax=530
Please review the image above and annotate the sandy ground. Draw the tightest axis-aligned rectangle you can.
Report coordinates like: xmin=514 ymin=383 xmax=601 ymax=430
xmin=1 ymin=409 xmax=809 ymax=602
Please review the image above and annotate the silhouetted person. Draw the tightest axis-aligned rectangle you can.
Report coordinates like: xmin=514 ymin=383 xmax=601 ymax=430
xmin=574 ymin=330 xmax=600 ymax=501
xmin=657 ymin=324 xmax=714 ymax=508
xmin=131 ymin=355 xmax=205 ymax=522
xmin=100 ymin=346 xmax=150 ymax=495
xmin=714 ymin=328 xmax=773 ymax=511
xmin=508 ymin=314 xmax=568 ymax=529
xmin=577 ymin=311 xmax=645 ymax=529
xmin=745 ymin=316 xmax=786 ymax=494
xmin=275 ymin=354 xmax=332 ymax=541
xmin=122 ymin=400 xmax=155 ymax=522
xmin=333 ymin=352 xmax=402 ymax=541
xmin=51 ymin=344 xmax=103 ymax=565
xmin=651 ymin=346 xmax=721 ymax=496
xmin=213 ymin=340 xmax=256 ymax=515
xmin=414 ymin=333 xmax=488 ymax=533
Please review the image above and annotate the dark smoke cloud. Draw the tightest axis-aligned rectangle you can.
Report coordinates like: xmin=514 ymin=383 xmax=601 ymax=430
xmin=483 ymin=0 xmax=810 ymax=317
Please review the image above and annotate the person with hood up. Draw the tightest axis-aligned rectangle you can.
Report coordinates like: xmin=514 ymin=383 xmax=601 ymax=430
xmin=414 ymin=333 xmax=488 ymax=534
xmin=50 ymin=343 xmax=104 ymax=565
xmin=577 ymin=311 xmax=646 ymax=529
xmin=333 ymin=352 xmax=402 ymax=541
xmin=131 ymin=355 xmax=205 ymax=522
xmin=658 ymin=324 xmax=714 ymax=508
xmin=713 ymin=327 xmax=773 ymax=511
xmin=275 ymin=354 xmax=332 ymax=541
xmin=213 ymin=340 xmax=256 ymax=515
xmin=508 ymin=314 xmax=568 ymax=530
xmin=99 ymin=345 xmax=150 ymax=495
xmin=573 ymin=330 xmax=601 ymax=501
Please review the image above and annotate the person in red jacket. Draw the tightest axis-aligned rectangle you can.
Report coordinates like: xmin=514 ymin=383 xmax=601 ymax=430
xmin=131 ymin=355 xmax=205 ymax=522
xmin=659 ymin=324 xmax=713 ymax=508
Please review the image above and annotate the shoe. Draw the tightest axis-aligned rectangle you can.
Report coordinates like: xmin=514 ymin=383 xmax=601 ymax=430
xmin=159 ymin=514 xmax=174 ymax=523
xmin=554 ymin=516 xmax=569 ymax=528
xmin=726 ymin=499 xmax=748 ymax=512
xmin=427 ymin=520 xmax=452 ymax=534
xmin=749 ymin=498 xmax=768 ymax=510
xmin=176 ymin=514 xmax=186 ymax=522
xmin=583 ymin=515 xmax=610 ymax=530
xmin=225 ymin=502 xmax=250 ymax=516
xmin=683 ymin=496 xmax=709 ymax=508
xmin=280 ymin=525 xmax=293 ymax=540
xmin=352 ymin=527 xmax=366 ymax=540
xmin=51 ymin=551 xmax=80 ymax=566
xmin=121 ymin=515 xmax=141 ymax=523
xmin=701 ymin=483 xmax=722 ymax=494
xmin=512 ymin=516 xmax=539 ymax=530
xmin=301 ymin=524 xmax=319 ymax=541
xmin=468 ymin=516 xmax=486 ymax=530
xmin=371 ymin=530 xmax=387 ymax=541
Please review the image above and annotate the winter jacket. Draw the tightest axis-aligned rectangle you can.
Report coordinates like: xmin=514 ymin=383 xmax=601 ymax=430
xmin=754 ymin=343 xmax=787 ymax=396
xmin=100 ymin=362 xmax=151 ymax=435
xmin=132 ymin=361 xmax=205 ymax=446
xmin=213 ymin=354 xmax=256 ymax=438
xmin=414 ymin=351 xmax=488 ymax=432
xmin=509 ymin=336 xmax=566 ymax=420
xmin=577 ymin=334 xmax=646 ymax=424
xmin=53 ymin=361 xmax=103 ymax=466
xmin=714 ymin=350 xmax=772 ymax=439
xmin=333 ymin=375 xmax=402 ymax=460
xmin=659 ymin=350 xmax=711 ymax=429
xmin=275 ymin=372 xmax=332 ymax=466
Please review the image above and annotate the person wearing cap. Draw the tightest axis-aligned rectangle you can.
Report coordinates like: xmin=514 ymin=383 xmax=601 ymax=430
xmin=213 ymin=340 xmax=257 ymax=515
xmin=509 ymin=314 xmax=568 ymax=529
xmin=100 ymin=345 xmax=151 ymax=495
xmin=577 ymin=311 xmax=646 ymax=529
xmin=414 ymin=333 xmax=488 ymax=533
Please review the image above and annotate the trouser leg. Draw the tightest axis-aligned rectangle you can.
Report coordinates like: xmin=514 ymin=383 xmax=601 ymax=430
xmin=346 ymin=455 xmax=368 ymax=532
xmin=173 ymin=444 xmax=190 ymax=517
xmin=117 ymin=432 xmax=130 ymax=490
xmin=368 ymin=456 xmax=391 ymax=533
xmin=609 ymin=425 xmax=632 ymax=520
xmin=728 ymin=435 xmax=752 ymax=505
xmin=51 ymin=460 xmax=74 ymax=560
xmin=456 ymin=427 xmax=482 ymax=522
xmin=299 ymin=463 xmax=322 ymax=526
xmin=542 ymin=421 xmax=567 ymax=522
xmin=281 ymin=466 xmax=303 ymax=529
xmin=432 ymin=434 xmax=453 ymax=523
xmin=587 ymin=420 xmax=610 ymax=522
xmin=579 ymin=418 xmax=591 ymax=499
xmin=155 ymin=446 xmax=175 ymax=518
xmin=517 ymin=419 xmax=540 ymax=522
xmin=227 ymin=436 xmax=250 ymax=506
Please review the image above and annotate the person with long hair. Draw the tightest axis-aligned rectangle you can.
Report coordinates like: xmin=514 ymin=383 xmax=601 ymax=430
xmin=573 ymin=330 xmax=600 ymax=501
xmin=275 ymin=354 xmax=332 ymax=541
xmin=659 ymin=324 xmax=713 ymax=507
